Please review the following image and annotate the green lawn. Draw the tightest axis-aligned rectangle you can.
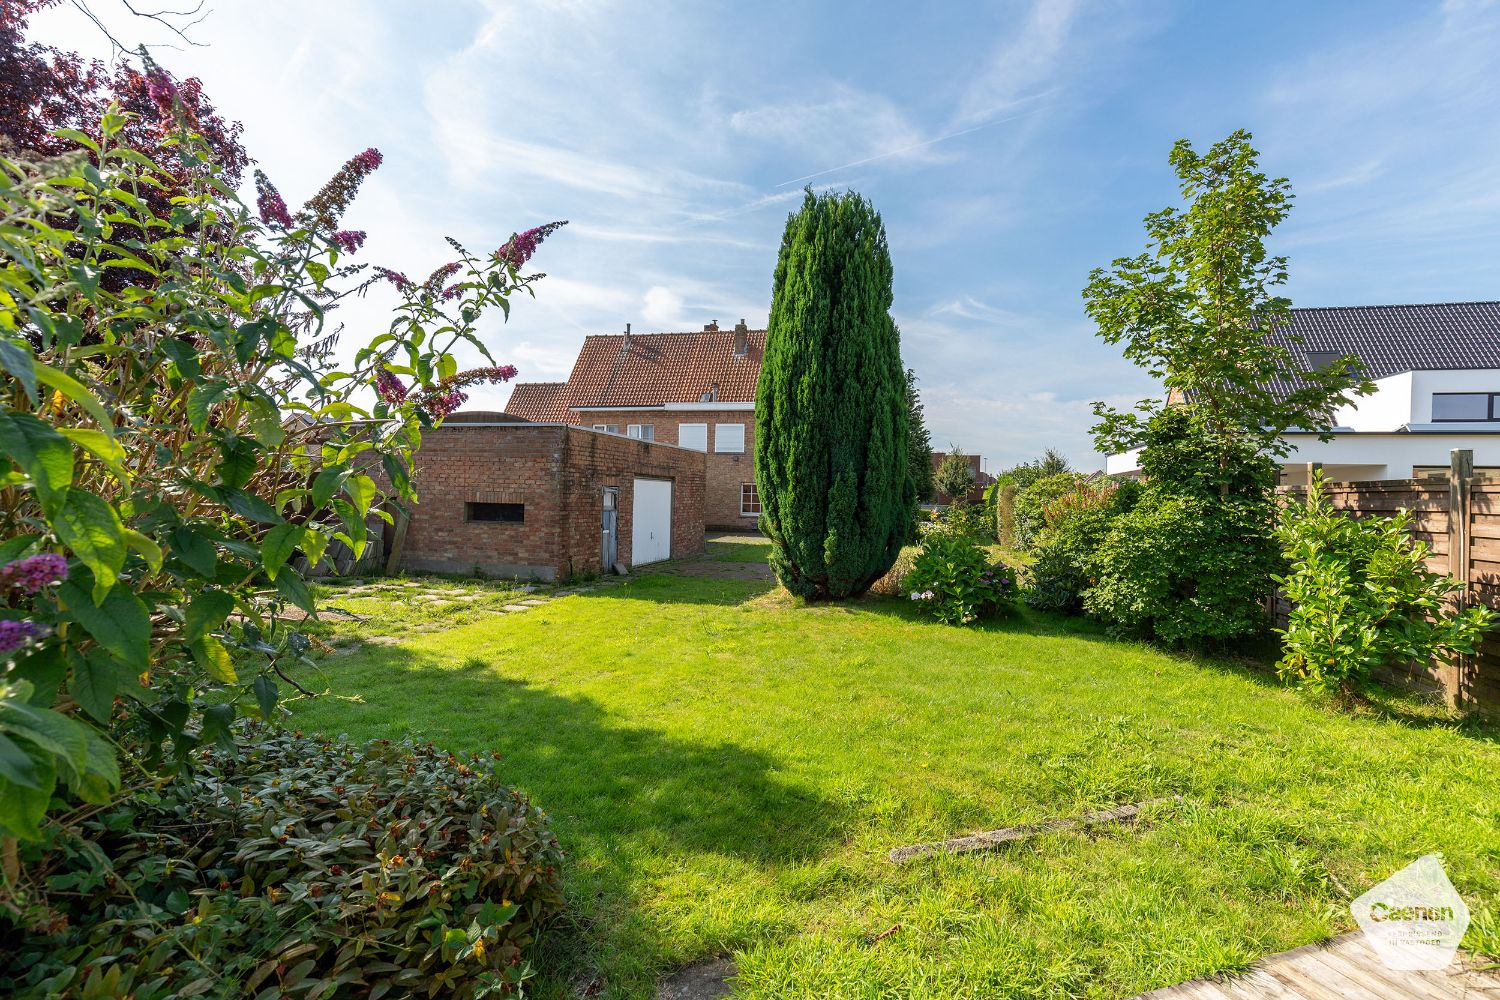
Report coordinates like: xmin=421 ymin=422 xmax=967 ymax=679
xmin=291 ymin=544 xmax=1500 ymax=999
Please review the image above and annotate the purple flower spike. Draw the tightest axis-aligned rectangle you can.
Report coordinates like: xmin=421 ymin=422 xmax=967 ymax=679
xmin=0 ymin=619 xmax=49 ymax=654
xmin=0 ymin=554 xmax=68 ymax=594
xmin=332 ymin=230 xmax=367 ymax=254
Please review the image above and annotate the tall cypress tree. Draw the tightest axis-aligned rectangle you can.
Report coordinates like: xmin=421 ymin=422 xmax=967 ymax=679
xmin=755 ymin=190 xmax=912 ymax=600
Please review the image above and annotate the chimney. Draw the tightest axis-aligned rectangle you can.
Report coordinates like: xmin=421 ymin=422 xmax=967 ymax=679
xmin=733 ymin=319 xmax=748 ymax=357
xmin=621 ymin=322 xmax=631 ymax=354
xmin=704 ymin=319 xmax=719 ymax=332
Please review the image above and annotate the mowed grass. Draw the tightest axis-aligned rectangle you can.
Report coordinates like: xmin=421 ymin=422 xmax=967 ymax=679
xmin=291 ymin=547 xmax=1500 ymax=999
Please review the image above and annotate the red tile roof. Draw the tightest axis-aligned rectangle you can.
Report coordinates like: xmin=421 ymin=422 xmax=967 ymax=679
xmin=502 ymin=382 xmax=570 ymax=422
xmin=504 ymin=325 xmax=766 ymax=420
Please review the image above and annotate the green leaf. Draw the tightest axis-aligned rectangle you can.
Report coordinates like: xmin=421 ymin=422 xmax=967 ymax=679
xmin=0 ymin=410 xmax=74 ymax=515
xmin=218 ymin=438 xmax=257 ymax=491
xmin=55 ymin=489 xmax=126 ymax=600
xmin=186 ymin=383 xmax=230 ymax=432
xmin=226 ymin=490 xmax=282 ymax=525
xmin=69 ymin=651 xmax=119 ymax=723
xmin=0 ymin=731 xmax=43 ymax=790
xmin=72 ymin=726 xmax=119 ymax=804
xmin=34 ymin=363 xmax=111 ymax=427
xmin=300 ymin=528 xmax=328 ymax=568
xmin=0 ymin=767 xmax=53 ymax=841
xmin=184 ymin=589 xmax=235 ymax=642
xmin=159 ymin=335 xmax=202 ymax=377
xmin=191 ymin=634 xmax=238 ymax=683
xmin=246 ymin=396 xmax=285 ymax=447
xmin=252 ymin=673 xmax=278 ymax=720
xmin=261 ymin=523 xmax=303 ymax=581
xmin=345 ymin=474 xmax=376 ymax=518
xmin=274 ymin=567 xmax=315 ymax=614
xmin=122 ymin=528 xmax=163 ymax=573
xmin=310 ymin=464 xmax=348 ymax=509
xmin=57 ymin=427 xmax=129 ymax=482
xmin=57 ymin=578 xmax=150 ymax=669
xmin=171 ymin=525 xmax=218 ymax=579
xmin=0 ymin=337 xmax=37 ymax=402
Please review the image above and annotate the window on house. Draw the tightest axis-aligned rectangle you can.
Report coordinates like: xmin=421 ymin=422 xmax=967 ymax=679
xmin=1432 ymin=393 xmax=1497 ymax=421
xmin=465 ymin=502 xmax=524 ymax=523
xmin=627 ymin=424 xmax=654 ymax=440
xmin=592 ymin=423 xmax=619 ymax=434
xmin=678 ymin=423 xmax=708 ymax=451
xmin=740 ymin=483 xmax=761 ymax=516
xmin=714 ymin=423 xmax=746 ymax=453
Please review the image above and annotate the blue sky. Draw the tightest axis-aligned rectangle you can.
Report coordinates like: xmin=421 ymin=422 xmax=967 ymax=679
xmin=33 ymin=0 xmax=1500 ymax=470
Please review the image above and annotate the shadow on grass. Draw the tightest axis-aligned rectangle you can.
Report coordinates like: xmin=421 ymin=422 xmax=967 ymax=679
xmin=305 ymin=645 xmax=849 ymax=866
xmin=299 ymin=641 xmax=855 ymax=990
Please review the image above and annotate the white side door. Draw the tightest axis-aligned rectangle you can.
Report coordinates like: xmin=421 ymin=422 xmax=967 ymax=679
xmin=631 ymin=478 xmax=673 ymax=565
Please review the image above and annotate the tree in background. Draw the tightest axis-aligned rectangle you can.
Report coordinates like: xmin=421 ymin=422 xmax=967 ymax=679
xmin=1080 ymin=130 xmax=1371 ymax=646
xmin=756 ymin=189 xmax=911 ymax=600
xmin=934 ymin=447 xmax=976 ymax=501
xmin=904 ymin=368 xmax=934 ymax=507
xmin=1084 ymin=129 xmax=1371 ymax=470
xmin=1 ymin=1 xmax=248 ymax=179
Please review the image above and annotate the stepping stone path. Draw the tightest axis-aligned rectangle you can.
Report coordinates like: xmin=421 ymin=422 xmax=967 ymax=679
xmin=656 ymin=959 xmax=736 ymax=1000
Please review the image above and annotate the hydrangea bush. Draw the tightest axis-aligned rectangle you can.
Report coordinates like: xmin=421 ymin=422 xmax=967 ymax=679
xmin=0 ymin=99 xmax=562 ymax=930
xmin=905 ymin=527 xmax=1017 ymax=625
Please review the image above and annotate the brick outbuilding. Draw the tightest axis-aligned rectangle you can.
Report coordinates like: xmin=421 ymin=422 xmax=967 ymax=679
xmin=393 ymin=413 xmax=705 ymax=581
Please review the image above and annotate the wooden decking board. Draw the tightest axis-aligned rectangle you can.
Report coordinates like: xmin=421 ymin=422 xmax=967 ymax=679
xmin=1130 ymin=933 xmax=1498 ymax=1000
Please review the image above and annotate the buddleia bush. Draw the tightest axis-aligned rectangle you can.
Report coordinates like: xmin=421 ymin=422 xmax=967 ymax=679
xmin=0 ymin=726 xmax=565 ymax=999
xmin=0 ymin=100 xmax=561 ymax=928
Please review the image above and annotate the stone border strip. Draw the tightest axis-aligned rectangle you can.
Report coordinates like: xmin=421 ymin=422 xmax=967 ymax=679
xmin=888 ymin=796 xmax=1182 ymax=863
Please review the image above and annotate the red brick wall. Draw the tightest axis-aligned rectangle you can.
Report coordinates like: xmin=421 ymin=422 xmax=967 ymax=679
xmin=579 ymin=409 xmax=758 ymax=530
xmin=396 ymin=423 xmax=704 ymax=580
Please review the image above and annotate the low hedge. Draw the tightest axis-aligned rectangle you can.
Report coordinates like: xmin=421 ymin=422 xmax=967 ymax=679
xmin=1 ymin=725 xmax=565 ymax=999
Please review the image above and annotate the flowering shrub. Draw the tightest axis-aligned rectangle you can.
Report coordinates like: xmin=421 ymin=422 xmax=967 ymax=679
xmin=0 ymin=726 xmax=565 ymax=999
xmin=1275 ymin=474 xmax=1497 ymax=695
xmin=925 ymin=499 xmax=994 ymax=541
xmin=0 ymin=98 xmax=562 ymax=929
xmin=905 ymin=528 xmax=1017 ymax=625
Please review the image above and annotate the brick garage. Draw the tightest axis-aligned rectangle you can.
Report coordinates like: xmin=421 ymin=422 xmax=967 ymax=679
xmin=393 ymin=414 xmax=705 ymax=581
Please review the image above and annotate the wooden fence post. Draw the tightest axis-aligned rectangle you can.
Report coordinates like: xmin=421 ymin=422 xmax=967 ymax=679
xmin=1446 ymin=449 xmax=1474 ymax=707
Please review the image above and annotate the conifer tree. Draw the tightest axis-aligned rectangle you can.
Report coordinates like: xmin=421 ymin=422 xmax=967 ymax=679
xmin=755 ymin=190 xmax=911 ymax=599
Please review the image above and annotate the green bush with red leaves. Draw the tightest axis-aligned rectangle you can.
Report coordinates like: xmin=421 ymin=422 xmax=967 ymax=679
xmin=0 ymin=726 xmax=565 ymax=999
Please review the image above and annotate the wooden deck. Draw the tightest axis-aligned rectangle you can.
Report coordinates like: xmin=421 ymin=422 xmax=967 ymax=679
xmin=1134 ymin=933 xmax=1500 ymax=1000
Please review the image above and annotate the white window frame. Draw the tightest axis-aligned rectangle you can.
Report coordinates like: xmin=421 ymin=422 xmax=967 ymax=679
xmin=714 ymin=422 xmax=746 ymax=454
xmin=592 ymin=423 xmax=619 ymax=434
xmin=626 ymin=423 xmax=654 ymax=441
xmin=678 ymin=423 xmax=708 ymax=451
xmin=740 ymin=483 xmax=761 ymax=516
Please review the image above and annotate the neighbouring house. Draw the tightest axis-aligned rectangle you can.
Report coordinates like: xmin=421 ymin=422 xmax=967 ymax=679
xmin=1106 ymin=302 xmax=1500 ymax=483
xmin=930 ymin=452 xmax=993 ymax=505
xmin=390 ymin=411 xmax=705 ymax=581
xmin=504 ymin=320 xmax=766 ymax=529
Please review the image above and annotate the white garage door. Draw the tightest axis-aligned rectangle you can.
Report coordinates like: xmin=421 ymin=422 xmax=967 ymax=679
xmin=631 ymin=478 xmax=673 ymax=565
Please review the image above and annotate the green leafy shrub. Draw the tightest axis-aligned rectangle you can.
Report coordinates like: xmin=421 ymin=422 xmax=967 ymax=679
xmin=1085 ymin=493 xmax=1281 ymax=645
xmin=1084 ymin=411 xmax=1283 ymax=646
xmin=0 ymin=726 xmax=565 ymax=999
xmin=1024 ymin=478 xmax=1140 ymax=614
xmin=0 ymin=108 xmax=555 ymax=861
xmin=926 ymin=499 xmax=994 ymax=541
xmin=1012 ymin=472 xmax=1086 ymax=549
xmin=1274 ymin=474 xmax=1497 ymax=694
xmin=904 ymin=529 xmax=1017 ymax=625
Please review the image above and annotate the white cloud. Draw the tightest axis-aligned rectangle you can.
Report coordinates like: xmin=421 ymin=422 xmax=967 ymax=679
xmin=953 ymin=0 xmax=1080 ymax=126
xmin=641 ymin=286 xmax=688 ymax=328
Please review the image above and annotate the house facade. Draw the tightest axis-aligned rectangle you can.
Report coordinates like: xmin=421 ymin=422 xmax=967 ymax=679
xmin=504 ymin=320 xmax=766 ymax=529
xmin=1106 ymin=302 xmax=1500 ymax=483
